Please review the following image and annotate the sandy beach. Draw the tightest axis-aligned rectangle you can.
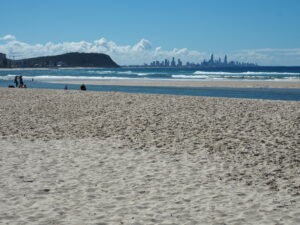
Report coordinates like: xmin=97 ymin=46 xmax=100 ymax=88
xmin=0 ymin=88 xmax=299 ymax=225
xmin=53 ymin=80 xmax=300 ymax=89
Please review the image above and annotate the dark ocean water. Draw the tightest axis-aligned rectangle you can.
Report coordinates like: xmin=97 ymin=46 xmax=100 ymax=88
xmin=1 ymin=67 xmax=300 ymax=101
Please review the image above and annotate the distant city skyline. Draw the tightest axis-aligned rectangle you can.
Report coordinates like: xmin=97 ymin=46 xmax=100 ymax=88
xmin=0 ymin=0 xmax=300 ymax=65
xmin=145 ymin=54 xmax=257 ymax=68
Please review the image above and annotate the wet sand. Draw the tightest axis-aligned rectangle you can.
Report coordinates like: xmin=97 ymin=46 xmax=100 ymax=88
xmin=53 ymin=80 xmax=300 ymax=89
xmin=0 ymin=88 xmax=299 ymax=224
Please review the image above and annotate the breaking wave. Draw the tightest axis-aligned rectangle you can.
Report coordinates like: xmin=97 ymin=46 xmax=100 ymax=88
xmin=87 ymin=70 xmax=115 ymax=74
xmin=172 ymin=75 xmax=211 ymax=79
xmin=193 ymin=71 xmax=300 ymax=75
xmin=87 ymin=70 xmax=165 ymax=76
xmin=1 ymin=68 xmax=300 ymax=82
xmin=3 ymin=75 xmax=145 ymax=80
xmin=172 ymin=74 xmax=300 ymax=80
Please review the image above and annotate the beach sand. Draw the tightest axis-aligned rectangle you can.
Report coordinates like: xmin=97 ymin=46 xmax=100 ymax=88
xmin=53 ymin=80 xmax=300 ymax=89
xmin=0 ymin=88 xmax=299 ymax=224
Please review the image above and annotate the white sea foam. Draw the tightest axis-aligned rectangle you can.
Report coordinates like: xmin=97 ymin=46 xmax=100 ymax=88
xmin=87 ymin=70 xmax=165 ymax=76
xmin=136 ymin=72 xmax=164 ymax=76
xmin=87 ymin=70 xmax=115 ymax=74
xmin=194 ymin=71 xmax=300 ymax=75
xmin=278 ymin=77 xmax=300 ymax=80
xmin=3 ymin=75 xmax=142 ymax=80
xmin=0 ymin=74 xmax=20 ymax=80
xmin=172 ymin=75 xmax=211 ymax=79
xmin=117 ymin=71 xmax=164 ymax=76
xmin=116 ymin=71 xmax=135 ymax=74
xmin=87 ymin=70 xmax=136 ymax=75
xmin=171 ymin=74 xmax=300 ymax=81
xmin=2 ymin=71 xmax=300 ymax=82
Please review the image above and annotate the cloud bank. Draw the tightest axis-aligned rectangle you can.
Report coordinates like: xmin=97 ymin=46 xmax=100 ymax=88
xmin=0 ymin=35 xmax=299 ymax=66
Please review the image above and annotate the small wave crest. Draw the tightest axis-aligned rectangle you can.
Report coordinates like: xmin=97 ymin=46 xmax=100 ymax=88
xmin=87 ymin=70 xmax=115 ymax=74
xmin=87 ymin=70 xmax=165 ymax=76
xmin=172 ymin=75 xmax=211 ymax=79
xmin=193 ymin=71 xmax=300 ymax=75
xmin=171 ymin=74 xmax=300 ymax=80
xmin=1 ymin=75 xmax=144 ymax=80
xmin=88 ymin=70 xmax=137 ymax=75
xmin=0 ymin=74 xmax=21 ymax=80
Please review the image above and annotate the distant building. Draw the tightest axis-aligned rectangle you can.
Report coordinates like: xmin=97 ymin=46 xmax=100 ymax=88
xmin=224 ymin=55 xmax=228 ymax=65
xmin=0 ymin=53 xmax=7 ymax=67
xmin=177 ymin=58 xmax=182 ymax=67
xmin=209 ymin=54 xmax=214 ymax=64
xmin=57 ymin=61 xmax=66 ymax=67
xmin=164 ymin=59 xmax=170 ymax=67
xmin=171 ymin=57 xmax=176 ymax=67
xmin=145 ymin=54 xmax=257 ymax=68
xmin=218 ymin=57 xmax=221 ymax=64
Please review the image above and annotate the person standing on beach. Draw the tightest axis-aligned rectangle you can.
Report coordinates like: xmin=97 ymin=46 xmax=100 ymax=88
xmin=19 ymin=76 xmax=24 ymax=87
xmin=14 ymin=76 xmax=19 ymax=88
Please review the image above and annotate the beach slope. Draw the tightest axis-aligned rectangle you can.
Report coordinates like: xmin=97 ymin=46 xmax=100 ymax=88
xmin=0 ymin=88 xmax=299 ymax=224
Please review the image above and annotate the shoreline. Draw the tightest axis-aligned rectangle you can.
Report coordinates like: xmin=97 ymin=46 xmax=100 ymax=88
xmin=52 ymin=79 xmax=300 ymax=89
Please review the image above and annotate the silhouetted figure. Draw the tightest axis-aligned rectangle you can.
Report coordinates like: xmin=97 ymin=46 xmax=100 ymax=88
xmin=19 ymin=76 xmax=24 ymax=86
xmin=80 ymin=84 xmax=86 ymax=91
xmin=64 ymin=85 xmax=68 ymax=90
xmin=8 ymin=85 xmax=15 ymax=88
xmin=14 ymin=76 xmax=19 ymax=87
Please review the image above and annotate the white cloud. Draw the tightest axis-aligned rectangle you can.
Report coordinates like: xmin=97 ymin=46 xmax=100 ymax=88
xmin=0 ymin=36 xmax=209 ymax=65
xmin=132 ymin=39 xmax=152 ymax=51
xmin=0 ymin=34 xmax=16 ymax=41
xmin=230 ymin=48 xmax=300 ymax=66
xmin=0 ymin=35 xmax=299 ymax=65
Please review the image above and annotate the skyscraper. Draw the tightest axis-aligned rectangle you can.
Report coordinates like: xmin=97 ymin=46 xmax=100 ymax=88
xmin=0 ymin=53 xmax=7 ymax=67
xmin=164 ymin=59 xmax=170 ymax=67
xmin=171 ymin=57 xmax=176 ymax=67
xmin=210 ymin=54 xmax=214 ymax=63
xmin=177 ymin=58 xmax=182 ymax=67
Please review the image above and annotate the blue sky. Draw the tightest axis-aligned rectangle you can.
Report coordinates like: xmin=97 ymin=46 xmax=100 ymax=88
xmin=1 ymin=0 xmax=300 ymax=65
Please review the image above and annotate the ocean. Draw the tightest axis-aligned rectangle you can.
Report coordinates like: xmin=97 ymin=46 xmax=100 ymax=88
xmin=1 ymin=67 xmax=300 ymax=101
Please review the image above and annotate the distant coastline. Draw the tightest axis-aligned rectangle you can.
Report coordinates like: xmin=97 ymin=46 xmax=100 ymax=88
xmin=0 ymin=67 xmax=117 ymax=70
xmin=3 ymin=65 xmax=300 ymax=70
xmin=0 ymin=52 xmax=119 ymax=68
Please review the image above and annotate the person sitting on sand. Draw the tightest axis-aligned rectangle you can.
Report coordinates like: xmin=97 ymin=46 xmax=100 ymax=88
xmin=80 ymin=84 xmax=86 ymax=91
